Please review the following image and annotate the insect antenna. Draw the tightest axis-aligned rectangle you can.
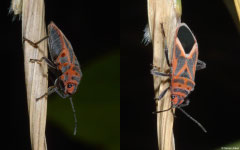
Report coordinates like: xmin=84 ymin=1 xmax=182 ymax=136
xmin=177 ymin=107 xmax=207 ymax=133
xmin=69 ymin=97 xmax=77 ymax=135
xmin=152 ymin=106 xmax=173 ymax=114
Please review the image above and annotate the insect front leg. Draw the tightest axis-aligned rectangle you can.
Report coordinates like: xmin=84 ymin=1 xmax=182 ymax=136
xmin=196 ymin=60 xmax=206 ymax=70
xmin=23 ymin=36 xmax=49 ymax=48
xmin=151 ymin=65 xmax=170 ymax=77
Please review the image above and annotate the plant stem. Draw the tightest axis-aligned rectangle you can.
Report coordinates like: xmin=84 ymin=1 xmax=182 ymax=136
xmin=21 ymin=0 xmax=48 ymax=149
xmin=147 ymin=0 xmax=181 ymax=149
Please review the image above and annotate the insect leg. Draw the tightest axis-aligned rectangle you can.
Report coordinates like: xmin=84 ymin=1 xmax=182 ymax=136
xmin=36 ymin=85 xmax=57 ymax=100
xmin=164 ymin=44 xmax=171 ymax=67
xmin=151 ymin=67 xmax=170 ymax=77
xmin=24 ymin=36 xmax=56 ymax=69
xmin=54 ymin=90 xmax=70 ymax=99
xmin=152 ymin=86 xmax=172 ymax=114
xmin=196 ymin=60 xmax=206 ymax=70
xmin=152 ymin=105 xmax=173 ymax=114
xmin=23 ymin=36 xmax=49 ymax=48
xmin=154 ymin=87 xmax=170 ymax=101
xmin=30 ymin=57 xmax=57 ymax=70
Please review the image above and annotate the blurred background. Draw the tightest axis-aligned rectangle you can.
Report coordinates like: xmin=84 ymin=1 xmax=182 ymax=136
xmin=1 ymin=0 xmax=119 ymax=150
xmin=121 ymin=0 xmax=240 ymax=150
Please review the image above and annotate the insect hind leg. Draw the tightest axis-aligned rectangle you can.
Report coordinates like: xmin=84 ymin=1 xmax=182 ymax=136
xmin=36 ymin=85 xmax=57 ymax=100
xmin=154 ymin=87 xmax=170 ymax=101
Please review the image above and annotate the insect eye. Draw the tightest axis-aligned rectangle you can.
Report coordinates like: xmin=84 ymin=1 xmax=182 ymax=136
xmin=171 ymin=95 xmax=175 ymax=99
xmin=67 ymin=84 xmax=73 ymax=88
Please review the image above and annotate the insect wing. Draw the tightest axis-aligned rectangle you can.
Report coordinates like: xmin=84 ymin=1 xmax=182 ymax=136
xmin=48 ymin=22 xmax=74 ymax=63
xmin=48 ymin=22 xmax=65 ymax=61
xmin=172 ymin=23 xmax=198 ymax=80
xmin=48 ymin=22 xmax=82 ymax=74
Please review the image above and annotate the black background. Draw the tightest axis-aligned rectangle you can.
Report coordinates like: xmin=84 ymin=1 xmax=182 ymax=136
xmin=121 ymin=0 xmax=240 ymax=150
xmin=1 ymin=0 xmax=118 ymax=150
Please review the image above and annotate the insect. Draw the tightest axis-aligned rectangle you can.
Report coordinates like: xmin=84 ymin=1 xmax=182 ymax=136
xmin=151 ymin=23 xmax=207 ymax=132
xmin=23 ymin=21 xmax=83 ymax=135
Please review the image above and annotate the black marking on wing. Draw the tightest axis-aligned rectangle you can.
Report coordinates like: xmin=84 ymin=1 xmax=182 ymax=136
xmin=48 ymin=26 xmax=63 ymax=61
xmin=180 ymin=69 xmax=190 ymax=79
xmin=177 ymin=25 xmax=195 ymax=54
xmin=174 ymin=56 xmax=186 ymax=75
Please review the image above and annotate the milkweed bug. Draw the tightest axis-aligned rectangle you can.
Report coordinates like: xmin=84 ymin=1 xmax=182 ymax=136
xmin=23 ymin=21 xmax=83 ymax=135
xmin=151 ymin=23 xmax=207 ymax=132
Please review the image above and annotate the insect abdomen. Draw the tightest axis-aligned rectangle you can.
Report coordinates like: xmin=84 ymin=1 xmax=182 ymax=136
xmin=171 ymin=77 xmax=195 ymax=96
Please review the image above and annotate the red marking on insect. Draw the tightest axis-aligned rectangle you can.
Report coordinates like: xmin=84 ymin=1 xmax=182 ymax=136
xmin=151 ymin=23 xmax=207 ymax=132
xmin=23 ymin=21 xmax=82 ymax=135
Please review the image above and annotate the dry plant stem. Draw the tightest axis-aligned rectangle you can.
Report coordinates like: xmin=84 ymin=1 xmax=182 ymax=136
xmin=22 ymin=0 xmax=48 ymax=149
xmin=147 ymin=0 xmax=179 ymax=150
xmin=234 ymin=0 xmax=240 ymax=21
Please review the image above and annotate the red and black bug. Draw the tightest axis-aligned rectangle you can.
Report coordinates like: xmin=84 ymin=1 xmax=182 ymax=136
xmin=151 ymin=23 xmax=207 ymax=132
xmin=23 ymin=21 xmax=82 ymax=135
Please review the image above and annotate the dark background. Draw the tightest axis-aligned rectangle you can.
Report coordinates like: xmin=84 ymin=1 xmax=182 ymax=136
xmin=121 ymin=0 xmax=240 ymax=150
xmin=1 ymin=0 xmax=119 ymax=150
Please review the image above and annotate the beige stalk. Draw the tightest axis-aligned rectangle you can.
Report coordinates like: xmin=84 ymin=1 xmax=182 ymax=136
xmin=147 ymin=0 xmax=181 ymax=149
xmin=21 ymin=0 xmax=48 ymax=149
